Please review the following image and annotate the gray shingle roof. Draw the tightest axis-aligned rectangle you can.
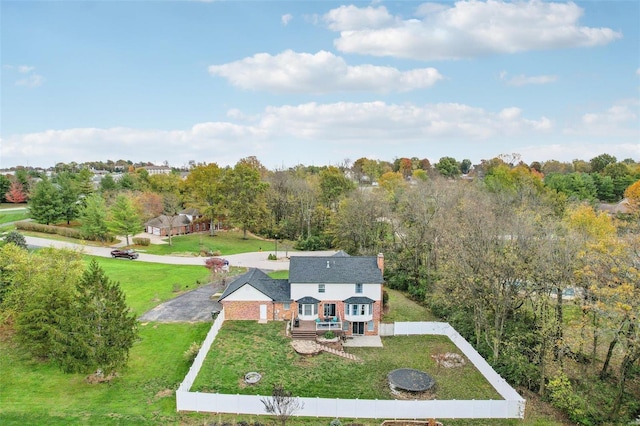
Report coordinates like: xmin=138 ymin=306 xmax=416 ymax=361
xmin=296 ymin=296 xmax=321 ymax=304
xmin=218 ymin=268 xmax=290 ymax=302
xmin=343 ymin=296 xmax=376 ymax=304
xmin=289 ymin=255 xmax=383 ymax=284
xmin=144 ymin=214 xmax=191 ymax=228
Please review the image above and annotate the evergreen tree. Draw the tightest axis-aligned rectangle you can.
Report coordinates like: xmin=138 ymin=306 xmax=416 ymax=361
xmin=80 ymin=193 xmax=110 ymax=241
xmin=71 ymin=260 xmax=138 ymax=374
xmin=108 ymin=194 xmax=142 ymax=245
xmin=28 ymin=178 xmax=64 ymax=225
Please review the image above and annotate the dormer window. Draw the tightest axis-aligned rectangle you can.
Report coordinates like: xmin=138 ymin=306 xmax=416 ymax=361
xmin=318 ymin=284 xmax=325 ymax=293
xmin=355 ymin=283 xmax=363 ymax=294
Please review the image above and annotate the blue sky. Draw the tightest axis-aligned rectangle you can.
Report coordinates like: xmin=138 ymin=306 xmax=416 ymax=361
xmin=1 ymin=0 xmax=638 ymax=170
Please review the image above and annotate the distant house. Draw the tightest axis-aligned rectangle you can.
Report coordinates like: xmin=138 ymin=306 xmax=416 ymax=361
xmin=218 ymin=252 xmax=385 ymax=337
xmin=144 ymin=208 xmax=211 ymax=236
xmin=141 ymin=165 xmax=172 ymax=175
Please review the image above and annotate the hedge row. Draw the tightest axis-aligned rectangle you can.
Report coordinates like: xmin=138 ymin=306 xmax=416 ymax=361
xmin=15 ymin=221 xmax=114 ymax=243
xmin=132 ymin=237 xmax=150 ymax=246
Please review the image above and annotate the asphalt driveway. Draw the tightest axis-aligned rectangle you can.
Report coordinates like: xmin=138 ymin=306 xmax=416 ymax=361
xmin=139 ymin=282 xmax=224 ymax=323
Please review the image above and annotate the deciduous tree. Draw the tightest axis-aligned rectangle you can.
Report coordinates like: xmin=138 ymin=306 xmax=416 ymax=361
xmin=108 ymin=194 xmax=142 ymax=246
xmin=5 ymin=180 xmax=27 ymax=203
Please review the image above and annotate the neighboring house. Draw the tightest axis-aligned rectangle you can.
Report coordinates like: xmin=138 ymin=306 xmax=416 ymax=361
xmin=218 ymin=252 xmax=385 ymax=337
xmin=140 ymin=165 xmax=172 ymax=175
xmin=145 ymin=208 xmax=211 ymax=236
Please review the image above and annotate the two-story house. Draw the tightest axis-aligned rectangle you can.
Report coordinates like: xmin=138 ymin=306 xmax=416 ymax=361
xmin=218 ymin=252 xmax=384 ymax=337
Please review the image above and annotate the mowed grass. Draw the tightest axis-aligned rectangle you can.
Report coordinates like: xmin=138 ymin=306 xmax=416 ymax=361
xmin=382 ymin=288 xmax=439 ymax=322
xmin=0 ymin=210 xmax=29 ymax=225
xmin=87 ymin=256 xmax=212 ymax=316
xmin=141 ymin=230 xmax=275 ymax=256
xmin=192 ymin=321 xmax=500 ymax=401
xmin=0 ymin=322 xmax=211 ymax=425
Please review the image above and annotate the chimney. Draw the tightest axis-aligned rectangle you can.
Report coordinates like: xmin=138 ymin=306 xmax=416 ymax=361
xmin=377 ymin=253 xmax=384 ymax=275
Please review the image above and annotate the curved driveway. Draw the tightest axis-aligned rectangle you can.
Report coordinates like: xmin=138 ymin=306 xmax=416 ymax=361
xmin=25 ymin=236 xmax=337 ymax=322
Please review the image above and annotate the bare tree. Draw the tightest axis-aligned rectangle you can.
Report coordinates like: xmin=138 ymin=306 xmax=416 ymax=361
xmin=260 ymin=384 xmax=304 ymax=426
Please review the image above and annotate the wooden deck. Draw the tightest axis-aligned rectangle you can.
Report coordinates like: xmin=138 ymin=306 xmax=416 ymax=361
xmin=292 ymin=319 xmax=343 ymax=340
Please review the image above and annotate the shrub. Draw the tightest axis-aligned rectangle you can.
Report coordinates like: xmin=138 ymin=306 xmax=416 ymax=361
xmin=2 ymin=230 xmax=27 ymax=249
xmin=323 ymin=331 xmax=336 ymax=339
xmin=547 ymin=373 xmax=589 ymax=424
xmin=294 ymin=235 xmax=330 ymax=251
xmin=183 ymin=342 xmax=201 ymax=363
xmin=15 ymin=220 xmax=114 ymax=242
xmin=382 ymin=290 xmax=389 ymax=308
xmin=330 ymin=419 xmax=343 ymax=426
xmin=132 ymin=237 xmax=150 ymax=246
xmin=267 ymin=253 xmax=277 ymax=260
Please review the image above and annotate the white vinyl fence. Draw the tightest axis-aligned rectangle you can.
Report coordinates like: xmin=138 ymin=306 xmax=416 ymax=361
xmin=176 ymin=316 xmax=525 ymax=420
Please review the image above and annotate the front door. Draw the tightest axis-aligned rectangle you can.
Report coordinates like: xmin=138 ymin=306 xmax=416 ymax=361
xmin=259 ymin=304 xmax=267 ymax=321
xmin=352 ymin=321 xmax=365 ymax=335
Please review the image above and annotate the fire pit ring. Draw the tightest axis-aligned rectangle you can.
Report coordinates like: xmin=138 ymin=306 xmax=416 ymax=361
xmin=244 ymin=372 xmax=262 ymax=384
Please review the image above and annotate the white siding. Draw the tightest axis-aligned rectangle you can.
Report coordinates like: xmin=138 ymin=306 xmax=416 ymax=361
xmin=290 ymin=282 xmax=381 ymax=302
xmin=223 ymin=284 xmax=271 ymax=302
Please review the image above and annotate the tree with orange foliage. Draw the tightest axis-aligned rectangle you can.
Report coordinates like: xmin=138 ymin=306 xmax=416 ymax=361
xmin=5 ymin=180 xmax=27 ymax=203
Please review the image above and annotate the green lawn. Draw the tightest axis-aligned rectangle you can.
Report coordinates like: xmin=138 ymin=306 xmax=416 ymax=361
xmin=192 ymin=321 xmax=500 ymax=401
xmin=0 ymin=322 xmax=211 ymax=425
xmin=0 ymin=210 xmax=29 ymax=225
xmin=140 ymin=230 xmax=280 ymax=256
xmin=382 ymin=288 xmax=438 ymax=322
xmin=87 ymin=256 xmax=213 ymax=316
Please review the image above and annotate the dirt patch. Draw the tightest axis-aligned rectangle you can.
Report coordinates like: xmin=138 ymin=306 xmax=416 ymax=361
xmin=86 ymin=371 xmax=118 ymax=384
xmin=154 ymin=389 xmax=173 ymax=399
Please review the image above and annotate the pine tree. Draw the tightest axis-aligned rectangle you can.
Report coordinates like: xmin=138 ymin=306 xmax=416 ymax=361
xmin=28 ymin=178 xmax=64 ymax=225
xmin=71 ymin=260 xmax=138 ymax=374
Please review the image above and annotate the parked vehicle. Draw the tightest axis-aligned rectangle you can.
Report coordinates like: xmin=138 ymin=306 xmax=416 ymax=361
xmin=110 ymin=249 xmax=139 ymax=259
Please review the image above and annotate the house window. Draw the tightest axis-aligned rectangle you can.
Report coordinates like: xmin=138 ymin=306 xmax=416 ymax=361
xmin=318 ymin=284 xmax=325 ymax=293
xmin=355 ymin=283 xmax=363 ymax=293
xmin=368 ymin=320 xmax=374 ymax=331
xmin=298 ymin=304 xmax=317 ymax=316
xmin=323 ymin=303 xmax=336 ymax=317
xmin=283 ymin=303 xmax=290 ymax=310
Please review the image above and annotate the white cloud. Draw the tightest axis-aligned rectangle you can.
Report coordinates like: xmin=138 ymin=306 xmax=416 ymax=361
xmin=500 ymin=72 xmax=558 ymax=86
xmin=325 ymin=0 xmax=622 ymax=60
xmin=15 ymin=73 xmax=44 ymax=88
xmin=208 ymin=50 xmax=443 ymax=93
xmin=322 ymin=5 xmax=397 ymax=31
xmin=5 ymin=64 xmax=44 ymax=88
xmin=636 ymin=67 xmax=640 ymax=76
xmin=17 ymin=65 xmax=35 ymax=73
xmin=564 ymin=100 xmax=639 ymax=138
xmin=5 ymin=101 xmax=637 ymax=169
xmin=281 ymin=13 xmax=293 ymax=26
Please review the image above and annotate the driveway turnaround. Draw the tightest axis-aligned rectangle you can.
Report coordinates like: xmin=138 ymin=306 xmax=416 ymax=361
xmin=139 ymin=283 xmax=224 ymax=323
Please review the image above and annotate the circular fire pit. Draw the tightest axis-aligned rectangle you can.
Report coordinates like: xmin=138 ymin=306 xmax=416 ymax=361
xmin=387 ymin=368 xmax=435 ymax=392
xmin=244 ymin=372 xmax=262 ymax=384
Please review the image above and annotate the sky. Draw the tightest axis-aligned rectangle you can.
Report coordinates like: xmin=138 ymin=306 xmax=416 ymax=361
xmin=1 ymin=0 xmax=639 ymax=171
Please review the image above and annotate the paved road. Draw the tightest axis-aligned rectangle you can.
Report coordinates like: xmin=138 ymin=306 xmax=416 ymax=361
xmin=24 ymin=236 xmax=337 ymax=322
xmin=25 ymin=236 xmax=336 ymax=270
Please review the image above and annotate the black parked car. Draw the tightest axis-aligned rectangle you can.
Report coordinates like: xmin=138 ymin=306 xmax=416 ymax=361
xmin=110 ymin=249 xmax=139 ymax=259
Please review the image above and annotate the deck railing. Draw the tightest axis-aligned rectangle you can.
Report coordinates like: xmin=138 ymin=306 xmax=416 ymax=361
xmin=315 ymin=316 xmax=342 ymax=331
